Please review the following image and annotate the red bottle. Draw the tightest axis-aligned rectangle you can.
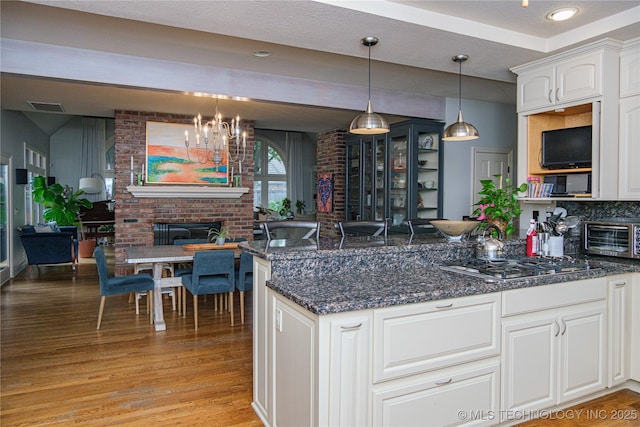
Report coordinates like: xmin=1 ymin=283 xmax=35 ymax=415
xmin=526 ymin=219 xmax=538 ymax=256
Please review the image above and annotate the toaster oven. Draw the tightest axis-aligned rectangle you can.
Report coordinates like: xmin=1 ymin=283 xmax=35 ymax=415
xmin=583 ymin=219 xmax=640 ymax=259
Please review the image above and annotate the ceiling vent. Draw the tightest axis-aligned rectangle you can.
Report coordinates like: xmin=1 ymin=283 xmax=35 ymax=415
xmin=27 ymin=101 xmax=65 ymax=113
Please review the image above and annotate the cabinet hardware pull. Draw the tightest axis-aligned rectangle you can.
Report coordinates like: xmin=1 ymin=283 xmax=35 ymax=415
xmin=561 ymin=319 xmax=567 ymax=335
xmin=435 ymin=378 xmax=453 ymax=386
xmin=555 ymin=88 xmax=560 ymax=102
xmin=341 ymin=323 xmax=362 ymax=330
xmin=554 ymin=320 xmax=560 ymax=337
xmin=615 ymin=282 xmax=626 ymax=287
xmin=435 ymin=303 xmax=453 ymax=309
xmin=548 ymin=90 xmax=553 ymax=104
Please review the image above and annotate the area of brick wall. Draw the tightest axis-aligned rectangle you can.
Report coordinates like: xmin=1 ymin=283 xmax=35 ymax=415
xmin=316 ymin=129 xmax=346 ymax=238
xmin=113 ymin=110 xmax=255 ymax=274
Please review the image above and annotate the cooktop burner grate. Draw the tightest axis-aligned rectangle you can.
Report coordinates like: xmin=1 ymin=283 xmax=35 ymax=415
xmin=440 ymin=257 xmax=595 ymax=282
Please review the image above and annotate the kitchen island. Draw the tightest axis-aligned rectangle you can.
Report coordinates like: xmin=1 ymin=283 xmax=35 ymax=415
xmin=239 ymin=235 xmax=640 ymax=427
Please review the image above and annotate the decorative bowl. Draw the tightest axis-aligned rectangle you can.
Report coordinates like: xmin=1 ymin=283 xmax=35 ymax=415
xmin=430 ymin=220 xmax=479 ymax=242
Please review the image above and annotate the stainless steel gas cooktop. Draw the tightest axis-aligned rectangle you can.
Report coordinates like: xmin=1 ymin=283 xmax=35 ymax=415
xmin=440 ymin=257 xmax=596 ymax=282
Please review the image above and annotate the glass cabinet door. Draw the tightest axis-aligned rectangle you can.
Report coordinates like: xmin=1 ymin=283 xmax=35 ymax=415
xmin=361 ymin=139 xmax=374 ymax=220
xmin=389 ymin=133 xmax=408 ymax=227
xmin=372 ymin=135 xmax=387 ymax=221
xmin=416 ymin=131 xmax=440 ymax=219
xmin=346 ymin=141 xmax=361 ymax=220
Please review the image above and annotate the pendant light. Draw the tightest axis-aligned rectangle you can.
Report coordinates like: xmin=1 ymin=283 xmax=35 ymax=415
xmin=349 ymin=36 xmax=390 ymax=135
xmin=443 ymin=54 xmax=479 ymax=141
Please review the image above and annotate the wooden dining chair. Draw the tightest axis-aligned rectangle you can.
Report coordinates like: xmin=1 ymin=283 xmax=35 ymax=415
xmin=94 ymin=246 xmax=155 ymax=330
xmin=262 ymin=220 xmax=320 ymax=241
xmin=336 ymin=220 xmax=388 ymax=238
xmin=181 ymin=250 xmax=235 ymax=330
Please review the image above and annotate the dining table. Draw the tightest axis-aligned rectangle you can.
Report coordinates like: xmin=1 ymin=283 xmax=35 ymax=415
xmin=125 ymin=243 xmax=241 ymax=331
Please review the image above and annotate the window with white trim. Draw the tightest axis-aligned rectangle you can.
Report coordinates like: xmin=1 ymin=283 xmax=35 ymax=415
xmin=24 ymin=146 xmax=46 ymax=225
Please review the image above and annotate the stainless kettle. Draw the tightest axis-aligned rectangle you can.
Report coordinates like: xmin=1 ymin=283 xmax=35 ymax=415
xmin=476 ymin=225 xmax=505 ymax=261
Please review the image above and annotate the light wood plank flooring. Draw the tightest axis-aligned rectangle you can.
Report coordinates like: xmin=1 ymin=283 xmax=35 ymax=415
xmin=2 ymin=247 xmax=639 ymax=426
xmin=1 ymin=247 xmax=263 ymax=426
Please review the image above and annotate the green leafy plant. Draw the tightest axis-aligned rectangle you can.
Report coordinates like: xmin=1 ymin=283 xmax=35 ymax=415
xmin=31 ymin=176 xmax=93 ymax=235
xmin=255 ymin=205 xmax=275 ymax=216
xmin=472 ymin=175 xmax=527 ymax=237
xmin=295 ymin=200 xmax=306 ymax=215
xmin=278 ymin=197 xmax=292 ymax=218
xmin=207 ymin=226 xmax=230 ymax=244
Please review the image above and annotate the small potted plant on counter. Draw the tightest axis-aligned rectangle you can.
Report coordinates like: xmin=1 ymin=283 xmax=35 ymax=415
xmin=255 ymin=205 xmax=275 ymax=222
xmin=472 ymin=174 xmax=527 ymax=238
xmin=208 ymin=226 xmax=230 ymax=246
xmin=278 ymin=198 xmax=293 ymax=219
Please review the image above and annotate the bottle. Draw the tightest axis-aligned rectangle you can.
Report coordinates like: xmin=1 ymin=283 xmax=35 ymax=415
xmin=526 ymin=219 xmax=538 ymax=256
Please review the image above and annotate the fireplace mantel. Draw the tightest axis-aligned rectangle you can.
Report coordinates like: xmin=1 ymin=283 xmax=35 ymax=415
xmin=126 ymin=185 xmax=249 ymax=199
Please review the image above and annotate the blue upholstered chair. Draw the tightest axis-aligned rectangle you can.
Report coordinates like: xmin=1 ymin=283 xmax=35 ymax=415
xmin=181 ymin=250 xmax=236 ymax=329
xmin=94 ymin=246 xmax=155 ymax=330
xmin=235 ymin=251 xmax=254 ymax=324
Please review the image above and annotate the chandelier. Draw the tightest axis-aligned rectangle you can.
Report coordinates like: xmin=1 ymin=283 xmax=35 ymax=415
xmin=184 ymin=99 xmax=247 ymax=178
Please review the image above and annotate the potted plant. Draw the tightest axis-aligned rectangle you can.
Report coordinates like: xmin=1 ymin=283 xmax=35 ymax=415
xmin=295 ymin=200 xmax=306 ymax=215
xmin=255 ymin=205 xmax=275 ymax=222
xmin=30 ymin=176 xmax=96 ymax=256
xmin=278 ymin=198 xmax=293 ymax=219
xmin=207 ymin=226 xmax=230 ymax=246
xmin=472 ymin=174 xmax=528 ymax=238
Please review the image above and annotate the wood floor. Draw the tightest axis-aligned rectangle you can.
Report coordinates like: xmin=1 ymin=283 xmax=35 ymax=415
xmin=2 ymin=247 xmax=639 ymax=426
xmin=1 ymin=247 xmax=263 ymax=426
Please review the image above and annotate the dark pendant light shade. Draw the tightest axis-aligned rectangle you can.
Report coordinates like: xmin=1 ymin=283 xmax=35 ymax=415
xmin=349 ymin=36 xmax=390 ymax=135
xmin=443 ymin=54 xmax=479 ymax=141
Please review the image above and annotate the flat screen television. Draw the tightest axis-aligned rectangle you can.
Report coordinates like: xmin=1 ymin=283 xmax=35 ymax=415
xmin=541 ymin=125 xmax=592 ymax=169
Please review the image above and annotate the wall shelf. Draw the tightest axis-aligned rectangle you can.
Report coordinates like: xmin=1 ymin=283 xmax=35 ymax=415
xmin=127 ymin=185 xmax=249 ymax=199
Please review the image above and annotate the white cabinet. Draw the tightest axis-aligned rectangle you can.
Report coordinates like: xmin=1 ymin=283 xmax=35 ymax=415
xmin=501 ymin=278 xmax=607 ymax=418
xmin=618 ymin=39 xmax=640 ymax=200
xmin=607 ymin=275 xmax=631 ymax=386
xmin=320 ymin=313 xmax=371 ymax=426
xmin=252 ymin=257 xmax=272 ymax=425
xmin=515 ymin=50 xmax=602 ymax=113
xmin=373 ymin=293 xmax=500 ymax=382
xmin=372 ymin=359 xmax=500 ymax=427
xmin=630 ymin=273 xmax=640 ymax=382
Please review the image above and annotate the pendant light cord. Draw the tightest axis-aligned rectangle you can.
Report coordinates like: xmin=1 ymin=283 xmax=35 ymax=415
xmin=368 ymin=44 xmax=372 ymax=101
xmin=458 ymin=59 xmax=462 ymax=111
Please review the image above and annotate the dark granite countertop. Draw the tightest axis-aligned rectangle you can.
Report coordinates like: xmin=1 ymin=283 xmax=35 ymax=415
xmin=239 ymin=237 xmax=639 ymax=315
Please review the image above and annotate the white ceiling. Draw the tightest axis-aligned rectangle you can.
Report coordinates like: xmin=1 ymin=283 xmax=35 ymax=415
xmin=1 ymin=0 xmax=639 ymax=134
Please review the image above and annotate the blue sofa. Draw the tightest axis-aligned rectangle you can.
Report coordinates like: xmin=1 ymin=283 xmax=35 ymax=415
xmin=19 ymin=225 xmax=79 ymax=271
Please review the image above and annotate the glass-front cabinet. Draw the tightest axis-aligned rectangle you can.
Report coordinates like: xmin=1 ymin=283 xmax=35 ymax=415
xmin=346 ymin=119 xmax=444 ymax=231
xmin=346 ymin=134 xmax=387 ymax=221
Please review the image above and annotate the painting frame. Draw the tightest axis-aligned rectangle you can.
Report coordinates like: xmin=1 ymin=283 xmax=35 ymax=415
xmin=145 ymin=121 xmax=229 ymax=186
xmin=316 ymin=173 xmax=333 ymax=213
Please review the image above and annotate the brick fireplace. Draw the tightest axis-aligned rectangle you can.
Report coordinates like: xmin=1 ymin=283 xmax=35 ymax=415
xmin=113 ymin=110 xmax=255 ymax=274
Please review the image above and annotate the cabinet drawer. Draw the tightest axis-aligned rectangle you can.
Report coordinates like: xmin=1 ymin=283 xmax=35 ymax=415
xmin=373 ymin=293 xmax=500 ymax=382
xmin=502 ymin=278 xmax=606 ymax=317
xmin=372 ymin=359 xmax=500 ymax=427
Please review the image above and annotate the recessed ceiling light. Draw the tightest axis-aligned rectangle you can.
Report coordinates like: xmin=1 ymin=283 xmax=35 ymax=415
xmin=546 ymin=7 xmax=578 ymax=22
xmin=253 ymin=50 xmax=271 ymax=58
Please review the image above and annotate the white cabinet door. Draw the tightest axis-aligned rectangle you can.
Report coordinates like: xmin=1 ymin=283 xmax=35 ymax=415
xmin=607 ymin=275 xmax=630 ymax=387
xmin=322 ymin=314 xmax=371 ymax=427
xmin=372 ymin=359 xmax=500 ymax=427
xmin=253 ymin=257 xmax=272 ymax=425
xmin=273 ymin=294 xmax=316 ymax=427
xmin=501 ymin=313 xmax=557 ymax=414
xmin=517 ymin=66 xmax=555 ymax=112
xmin=555 ymin=51 xmax=602 ymax=105
xmin=618 ymin=96 xmax=640 ymax=200
xmin=630 ymin=273 xmax=640 ymax=381
xmin=557 ymin=303 xmax=607 ymax=403
xmin=502 ymin=301 xmax=607 ymax=416
xmin=620 ymin=42 xmax=640 ymax=98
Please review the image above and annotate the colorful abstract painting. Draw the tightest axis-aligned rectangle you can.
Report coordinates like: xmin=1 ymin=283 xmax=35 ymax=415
xmin=317 ymin=173 xmax=333 ymax=213
xmin=145 ymin=121 xmax=229 ymax=185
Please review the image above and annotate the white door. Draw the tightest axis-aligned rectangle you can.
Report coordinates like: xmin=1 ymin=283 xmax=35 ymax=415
xmin=1 ymin=153 xmax=12 ymax=285
xmin=471 ymin=148 xmax=512 ymax=206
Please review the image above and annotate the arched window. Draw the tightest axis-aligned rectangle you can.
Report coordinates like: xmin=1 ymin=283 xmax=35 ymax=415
xmin=253 ymin=138 xmax=287 ymax=210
